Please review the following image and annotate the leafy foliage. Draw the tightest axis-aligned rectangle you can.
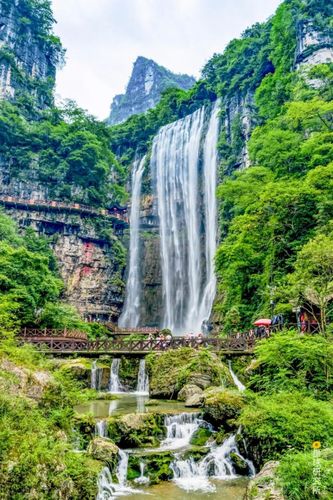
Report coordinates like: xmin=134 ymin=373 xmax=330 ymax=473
xmin=248 ymin=332 xmax=333 ymax=398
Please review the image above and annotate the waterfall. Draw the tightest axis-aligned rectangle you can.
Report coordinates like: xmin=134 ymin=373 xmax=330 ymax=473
xmin=96 ymin=451 xmax=140 ymax=498
xmin=119 ymin=156 xmax=146 ymax=328
xmin=136 ymin=359 xmax=149 ymax=395
xmin=109 ymin=359 xmax=123 ymax=393
xmin=228 ymin=360 xmax=246 ymax=392
xmin=91 ymin=360 xmax=102 ymax=390
xmin=134 ymin=462 xmax=149 ymax=485
xmin=151 ymin=101 xmax=220 ymax=334
xmin=160 ymin=412 xmax=202 ymax=450
xmin=95 ymin=419 xmax=108 ymax=438
xmin=96 ymin=467 xmax=115 ymax=499
xmin=171 ymin=433 xmax=255 ymax=492
xmin=198 ymin=100 xmax=220 ymax=325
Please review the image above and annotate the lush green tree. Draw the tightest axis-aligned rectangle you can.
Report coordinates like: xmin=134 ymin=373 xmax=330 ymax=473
xmin=288 ymin=233 xmax=333 ymax=333
xmin=248 ymin=332 xmax=333 ymax=398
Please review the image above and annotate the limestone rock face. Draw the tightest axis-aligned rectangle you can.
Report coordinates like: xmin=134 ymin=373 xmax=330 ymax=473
xmin=108 ymin=56 xmax=195 ymax=125
xmin=246 ymin=461 xmax=284 ymax=500
xmin=0 ymin=0 xmax=63 ymax=106
xmin=0 ymin=204 xmax=125 ymax=322
xmin=0 ymin=358 xmax=54 ymax=400
xmin=296 ymin=20 xmax=333 ymax=68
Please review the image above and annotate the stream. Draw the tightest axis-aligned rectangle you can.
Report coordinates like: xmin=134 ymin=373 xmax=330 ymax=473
xmin=86 ymin=358 xmax=252 ymax=499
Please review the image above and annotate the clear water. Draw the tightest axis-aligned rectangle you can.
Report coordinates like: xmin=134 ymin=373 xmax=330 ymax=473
xmin=75 ymin=394 xmax=196 ymax=419
xmin=115 ymin=478 xmax=248 ymax=499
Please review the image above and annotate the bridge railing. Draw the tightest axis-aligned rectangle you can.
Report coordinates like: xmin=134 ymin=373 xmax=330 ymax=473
xmin=20 ymin=328 xmax=88 ymax=341
xmin=19 ymin=335 xmax=255 ymax=353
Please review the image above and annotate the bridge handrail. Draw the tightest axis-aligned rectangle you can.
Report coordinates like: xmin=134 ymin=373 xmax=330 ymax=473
xmin=20 ymin=328 xmax=88 ymax=341
xmin=19 ymin=335 xmax=256 ymax=353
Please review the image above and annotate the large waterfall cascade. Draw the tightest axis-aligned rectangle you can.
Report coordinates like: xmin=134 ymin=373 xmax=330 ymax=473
xmin=119 ymin=156 xmax=146 ymax=328
xmin=91 ymin=360 xmax=103 ymax=390
xmin=150 ymin=100 xmax=220 ymax=334
xmin=136 ymin=358 xmax=149 ymax=395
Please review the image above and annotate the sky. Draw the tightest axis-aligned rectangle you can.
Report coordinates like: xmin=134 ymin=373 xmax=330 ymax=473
xmin=52 ymin=0 xmax=282 ymax=120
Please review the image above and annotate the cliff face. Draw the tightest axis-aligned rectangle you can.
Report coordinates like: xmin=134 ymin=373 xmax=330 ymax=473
xmin=108 ymin=56 xmax=195 ymax=125
xmin=1 ymin=202 xmax=126 ymax=322
xmin=0 ymin=0 xmax=63 ymax=106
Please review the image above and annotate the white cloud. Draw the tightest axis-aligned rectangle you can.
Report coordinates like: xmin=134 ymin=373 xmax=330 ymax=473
xmin=52 ymin=0 xmax=282 ymax=119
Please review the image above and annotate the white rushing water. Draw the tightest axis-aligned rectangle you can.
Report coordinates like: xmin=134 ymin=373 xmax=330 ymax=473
xmin=134 ymin=462 xmax=149 ymax=485
xmin=95 ymin=419 xmax=108 ymax=438
xmin=97 ymin=451 xmax=140 ymax=499
xmin=160 ymin=412 xmax=203 ymax=450
xmin=198 ymin=100 xmax=220 ymax=325
xmin=228 ymin=361 xmax=246 ymax=392
xmin=109 ymin=359 xmax=123 ymax=393
xmin=151 ymin=101 xmax=220 ymax=334
xmin=91 ymin=360 xmax=103 ymax=390
xmin=171 ymin=433 xmax=255 ymax=493
xmin=119 ymin=156 xmax=146 ymax=328
xmin=135 ymin=359 xmax=149 ymax=395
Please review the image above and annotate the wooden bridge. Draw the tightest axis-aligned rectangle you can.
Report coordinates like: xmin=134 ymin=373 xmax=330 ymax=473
xmin=18 ymin=329 xmax=257 ymax=356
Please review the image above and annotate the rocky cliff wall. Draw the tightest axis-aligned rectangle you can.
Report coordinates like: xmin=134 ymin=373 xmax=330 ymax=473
xmin=2 ymin=204 xmax=126 ymax=322
xmin=108 ymin=56 xmax=195 ymax=125
xmin=0 ymin=0 xmax=63 ymax=106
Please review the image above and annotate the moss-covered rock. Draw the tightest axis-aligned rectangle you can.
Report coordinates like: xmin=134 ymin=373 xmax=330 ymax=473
xmin=230 ymin=452 xmax=251 ymax=475
xmin=245 ymin=461 xmax=284 ymax=499
xmin=107 ymin=412 xmax=165 ymax=448
xmin=87 ymin=437 xmax=119 ymax=469
xmin=127 ymin=451 xmax=174 ymax=484
xmin=202 ymin=388 xmax=245 ymax=428
xmin=73 ymin=413 xmax=96 ymax=449
xmin=146 ymin=348 xmax=233 ymax=399
xmin=178 ymin=383 xmax=203 ymax=401
xmin=59 ymin=358 xmax=92 ymax=385
xmin=190 ymin=426 xmax=213 ymax=446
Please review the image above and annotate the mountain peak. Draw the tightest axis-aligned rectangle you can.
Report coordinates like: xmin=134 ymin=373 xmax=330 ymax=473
xmin=108 ymin=57 xmax=195 ymax=125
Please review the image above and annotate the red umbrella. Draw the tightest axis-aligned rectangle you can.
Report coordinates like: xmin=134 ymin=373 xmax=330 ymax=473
xmin=253 ymin=318 xmax=271 ymax=326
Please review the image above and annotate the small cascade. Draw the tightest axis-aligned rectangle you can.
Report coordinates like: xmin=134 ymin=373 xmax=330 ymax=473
xmin=170 ymin=433 xmax=255 ymax=492
xmin=228 ymin=361 xmax=246 ymax=392
xmin=96 ymin=451 xmax=141 ymax=498
xmin=96 ymin=467 xmax=114 ymax=499
xmin=136 ymin=359 xmax=149 ymax=395
xmin=95 ymin=419 xmax=108 ymax=438
xmin=161 ymin=412 xmax=202 ymax=450
xmin=134 ymin=461 xmax=149 ymax=485
xmin=91 ymin=360 xmax=102 ymax=390
xmin=109 ymin=359 xmax=123 ymax=393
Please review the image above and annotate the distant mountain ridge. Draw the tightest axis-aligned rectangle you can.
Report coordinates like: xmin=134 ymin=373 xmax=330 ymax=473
xmin=107 ymin=56 xmax=195 ymax=125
